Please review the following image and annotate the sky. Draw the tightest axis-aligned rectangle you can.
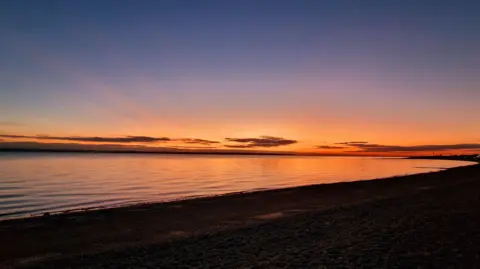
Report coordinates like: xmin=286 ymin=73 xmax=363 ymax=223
xmin=1 ymin=0 xmax=479 ymax=156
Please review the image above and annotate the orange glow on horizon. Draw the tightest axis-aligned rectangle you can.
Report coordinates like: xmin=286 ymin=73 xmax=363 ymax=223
xmin=1 ymin=136 xmax=478 ymax=157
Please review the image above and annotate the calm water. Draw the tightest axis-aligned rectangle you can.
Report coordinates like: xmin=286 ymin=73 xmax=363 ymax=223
xmin=0 ymin=153 xmax=473 ymax=220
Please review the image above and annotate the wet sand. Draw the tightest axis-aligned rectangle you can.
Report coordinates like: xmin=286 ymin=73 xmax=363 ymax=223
xmin=1 ymin=163 xmax=479 ymax=268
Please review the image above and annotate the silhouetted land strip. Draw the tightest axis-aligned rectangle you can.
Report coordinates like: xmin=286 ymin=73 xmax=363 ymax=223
xmin=0 ymin=148 xmax=294 ymax=156
xmin=3 ymin=149 xmax=479 ymax=160
xmin=408 ymin=154 xmax=479 ymax=163
xmin=1 ymin=164 xmax=479 ymax=268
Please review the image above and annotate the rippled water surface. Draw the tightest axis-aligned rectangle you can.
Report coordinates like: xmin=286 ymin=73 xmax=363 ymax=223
xmin=0 ymin=153 xmax=473 ymax=220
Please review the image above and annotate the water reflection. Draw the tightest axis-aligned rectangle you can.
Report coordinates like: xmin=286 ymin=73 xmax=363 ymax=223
xmin=0 ymin=153 xmax=473 ymax=220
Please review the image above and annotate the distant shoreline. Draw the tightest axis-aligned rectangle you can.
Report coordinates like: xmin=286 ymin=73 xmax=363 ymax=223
xmin=0 ymin=148 xmax=294 ymax=156
xmin=407 ymin=154 xmax=479 ymax=163
xmin=0 ymin=148 xmax=390 ymax=157
xmin=1 ymin=148 xmax=479 ymax=161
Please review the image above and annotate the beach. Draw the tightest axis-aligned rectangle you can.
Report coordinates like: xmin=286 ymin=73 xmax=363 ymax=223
xmin=2 ymin=0 xmax=479 ymax=267
xmin=1 ymin=163 xmax=479 ymax=268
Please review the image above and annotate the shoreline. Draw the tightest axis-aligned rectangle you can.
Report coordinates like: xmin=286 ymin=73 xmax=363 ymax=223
xmin=2 ymin=159 xmax=475 ymax=222
xmin=32 ymin=163 xmax=480 ymax=268
xmin=1 ymin=163 xmax=479 ymax=267
xmin=3 ymin=149 xmax=478 ymax=160
xmin=2 ymin=156 xmax=475 ymax=222
xmin=0 ymin=148 xmax=294 ymax=156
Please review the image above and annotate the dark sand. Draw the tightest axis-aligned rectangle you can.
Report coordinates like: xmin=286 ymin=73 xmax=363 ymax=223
xmin=1 ymin=163 xmax=479 ymax=268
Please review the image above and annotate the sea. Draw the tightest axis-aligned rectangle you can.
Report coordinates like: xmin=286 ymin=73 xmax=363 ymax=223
xmin=0 ymin=152 xmax=474 ymax=220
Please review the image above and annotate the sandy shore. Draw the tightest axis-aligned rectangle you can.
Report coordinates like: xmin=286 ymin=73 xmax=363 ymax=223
xmin=1 ymin=163 xmax=479 ymax=268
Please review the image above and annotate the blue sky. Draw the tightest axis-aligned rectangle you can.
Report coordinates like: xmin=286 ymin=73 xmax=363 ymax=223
xmin=1 ymin=0 xmax=479 ymax=154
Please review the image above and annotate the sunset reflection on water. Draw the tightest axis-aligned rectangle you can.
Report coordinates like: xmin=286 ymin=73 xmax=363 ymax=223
xmin=0 ymin=153 xmax=473 ymax=220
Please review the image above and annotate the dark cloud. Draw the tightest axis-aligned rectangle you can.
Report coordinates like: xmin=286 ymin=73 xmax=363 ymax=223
xmin=0 ymin=141 xmax=178 ymax=151
xmin=0 ymin=134 xmax=27 ymax=139
xmin=171 ymin=145 xmax=218 ymax=149
xmin=0 ymin=133 xmax=226 ymax=145
xmin=177 ymin=138 xmax=220 ymax=145
xmin=224 ymin=144 xmax=256 ymax=149
xmin=335 ymin=141 xmax=369 ymax=145
xmin=0 ymin=134 xmax=170 ymax=143
xmin=0 ymin=141 xmax=290 ymax=155
xmin=317 ymin=141 xmax=480 ymax=153
xmin=346 ymin=143 xmax=480 ymax=152
xmin=316 ymin=145 xmax=346 ymax=149
xmin=225 ymin=136 xmax=297 ymax=148
xmin=44 ymin=135 xmax=171 ymax=143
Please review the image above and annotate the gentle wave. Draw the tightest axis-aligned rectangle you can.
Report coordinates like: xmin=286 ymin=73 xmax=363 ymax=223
xmin=0 ymin=153 xmax=474 ymax=220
